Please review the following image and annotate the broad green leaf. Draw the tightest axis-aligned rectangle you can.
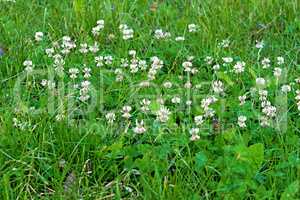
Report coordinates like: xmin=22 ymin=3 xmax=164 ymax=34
xmin=280 ymin=181 xmax=299 ymax=200
xmin=195 ymin=152 xmax=207 ymax=170
xmin=217 ymin=72 xmax=234 ymax=86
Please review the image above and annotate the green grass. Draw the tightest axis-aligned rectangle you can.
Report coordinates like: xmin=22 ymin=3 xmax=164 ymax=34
xmin=0 ymin=0 xmax=300 ymax=199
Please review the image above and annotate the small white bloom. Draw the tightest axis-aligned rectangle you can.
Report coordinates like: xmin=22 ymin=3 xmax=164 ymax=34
xmin=273 ymin=67 xmax=282 ymax=78
xmin=188 ymin=24 xmax=198 ymax=32
xmin=233 ymin=61 xmax=245 ymax=73
xmin=261 ymin=58 xmax=271 ymax=69
xmin=239 ymin=95 xmax=247 ymax=105
xmin=175 ymin=36 xmax=185 ymax=41
xmin=194 ymin=115 xmax=204 ymax=125
xmin=255 ymin=40 xmax=264 ymax=49
xmin=133 ymin=120 xmax=147 ymax=134
xmin=171 ymin=96 xmax=181 ymax=104
xmin=238 ymin=115 xmax=247 ymax=128
xmin=222 ymin=57 xmax=233 ymax=63
xmin=105 ymin=112 xmax=116 ymax=124
xmin=281 ymin=85 xmax=291 ymax=93
xmin=256 ymin=77 xmax=266 ymax=87
xmin=277 ymin=56 xmax=284 ymax=65
xmin=156 ymin=106 xmax=171 ymax=122
xmin=35 ymin=32 xmax=44 ymax=41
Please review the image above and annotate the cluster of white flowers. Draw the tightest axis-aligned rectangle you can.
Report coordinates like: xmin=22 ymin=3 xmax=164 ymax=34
xmin=295 ymin=90 xmax=300 ymax=112
xmin=61 ymin=36 xmax=76 ymax=54
xmin=212 ymin=80 xmax=224 ymax=94
xmin=201 ymin=96 xmax=218 ymax=118
xmin=105 ymin=112 xmax=116 ymax=124
xmin=238 ymin=115 xmax=247 ymax=128
xmin=189 ymin=127 xmax=200 ymax=141
xmin=23 ymin=60 xmax=33 ymax=72
xmin=233 ymin=61 xmax=245 ymax=74
xmin=140 ymin=99 xmax=151 ymax=113
xmin=154 ymin=29 xmax=171 ymax=39
xmin=148 ymin=56 xmax=163 ymax=80
xmin=261 ymin=57 xmax=271 ymax=69
xmin=188 ymin=24 xmax=198 ymax=33
xmin=95 ymin=55 xmax=113 ymax=67
xmin=273 ymin=67 xmax=282 ymax=78
xmin=119 ymin=24 xmax=134 ymax=40
xmin=35 ymin=32 xmax=44 ymax=42
xmin=156 ymin=106 xmax=171 ymax=122
xmin=133 ymin=120 xmax=146 ymax=134
xmin=92 ymin=19 xmax=104 ymax=36
xmin=69 ymin=68 xmax=79 ymax=79
xmin=79 ymin=80 xmax=91 ymax=101
xmin=239 ymin=95 xmax=247 ymax=105
xmin=175 ymin=36 xmax=185 ymax=41
xmin=218 ymin=39 xmax=230 ymax=48
xmin=121 ymin=106 xmax=132 ymax=119
xmin=258 ymin=89 xmax=276 ymax=127
xmin=281 ymin=84 xmax=291 ymax=93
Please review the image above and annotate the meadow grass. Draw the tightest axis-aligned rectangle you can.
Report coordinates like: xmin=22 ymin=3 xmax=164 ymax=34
xmin=0 ymin=0 xmax=300 ymax=199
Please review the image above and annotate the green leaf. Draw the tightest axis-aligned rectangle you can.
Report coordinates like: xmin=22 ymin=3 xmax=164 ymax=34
xmin=280 ymin=181 xmax=299 ymax=200
xmin=247 ymin=143 xmax=264 ymax=168
xmin=217 ymin=72 xmax=234 ymax=86
xmin=195 ymin=152 xmax=207 ymax=170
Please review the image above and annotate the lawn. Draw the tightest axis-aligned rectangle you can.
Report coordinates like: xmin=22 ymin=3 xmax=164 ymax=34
xmin=0 ymin=0 xmax=299 ymax=199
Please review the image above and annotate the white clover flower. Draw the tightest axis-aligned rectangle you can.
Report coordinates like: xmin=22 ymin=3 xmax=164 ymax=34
xmin=105 ymin=112 xmax=116 ymax=124
xmin=233 ymin=61 xmax=245 ymax=73
xmin=255 ymin=40 xmax=264 ymax=49
xmin=104 ymin=55 xmax=113 ymax=65
xmin=133 ymin=120 xmax=146 ymax=134
xmin=69 ymin=68 xmax=79 ymax=79
xmin=41 ymin=79 xmax=48 ymax=87
xmin=184 ymin=82 xmax=192 ymax=89
xmin=35 ymin=32 xmax=44 ymax=41
xmin=89 ymin=42 xmax=99 ymax=53
xmin=281 ymin=85 xmax=291 ymax=93
xmin=213 ymin=64 xmax=220 ymax=71
xmin=45 ymin=48 xmax=54 ymax=57
xmin=277 ymin=56 xmax=284 ymax=65
xmin=120 ymin=25 xmax=134 ymax=40
xmin=138 ymin=60 xmax=147 ymax=70
xmin=171 ymin=96 xmax=181 ymax=104
xmin=175 ymin=36 xmax=185 ymax=41
xmin=163 ymin=81 xmax=172 ymax=89
xmin=262 ymin=105 xmax=276 ymax=118
xmin=261 ymin=58 xmax=271 ymax=69
xmin=156 ymin=106 xmax=171 ymax=122
xmin=188 ymin=24 xmax=198 ymax=32
xmin=128 ymin=50 xmax=136 ymax=57
xmin=205 ymin=56 xmax=213 ymax=65
xmin=238 ymin=115 xmax=247 ymax=128
xmin=222 ymin=57 xmax=233 ymax=63
xmin=79 ymin=43 xmax=89 ymax=54
xmin=260 ymin=116 xmax=269 ymax=127
xmin=239 ymin=95 xmax=247 ymax=105
xmin=121 ymin=106 xmax=132 ymax=119
xmin=189 ymin=128 xmax=200 ymax=141
xmin=194 ymin=115 xmax=204 ymax=125
xmin=23 ymin=60 xmax=33 ymax=72
xmin=273 ymin=67 xmax=282 ymax=78
xmin=189 ymin=127 xmax=199 ymax=135
xmin=140 ymin=99 xmax=151 ymax=112
xmin=218 ymin=39 xmax=230 ymax=48
xmin=83 ymin=67 xmax=91 ymax=79
xmin=256 ymin=77 xmax=266 ymax=87
xmin=212 ymin=80 xmax=224 ymax=94
xmin=186 ymin=100 xmax=192 ymax=106
xmin=154 ymin=29 xmax=171 ymax=39
xmin=95 ymin=56 xmax=104 ymax=67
